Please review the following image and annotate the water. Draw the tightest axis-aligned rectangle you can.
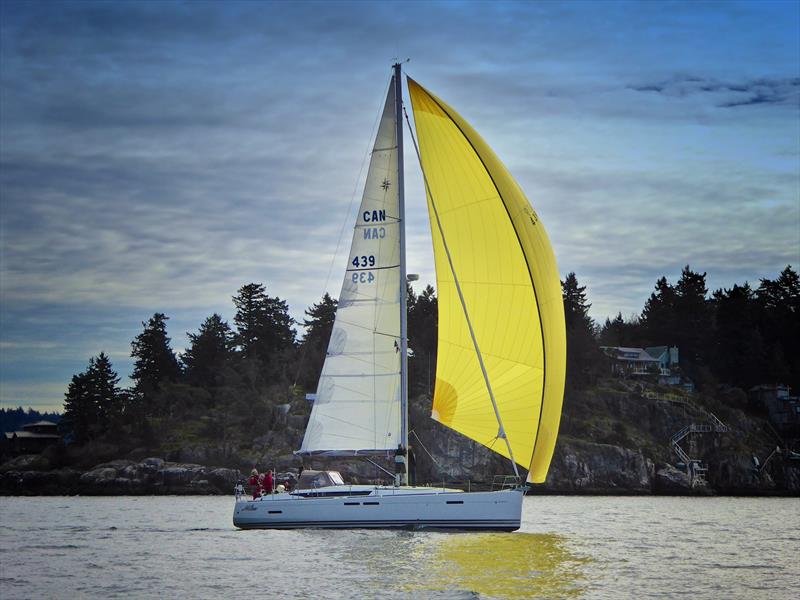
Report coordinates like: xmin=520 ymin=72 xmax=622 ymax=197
xmin=0 ymin=496 xmax=797 ymax=599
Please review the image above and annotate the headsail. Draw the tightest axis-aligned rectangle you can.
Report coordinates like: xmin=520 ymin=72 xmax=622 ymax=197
xmin=298 ymin=79 xmax=402 ymax=456
xmin=407 ymin=78 xmax=566 ymax=483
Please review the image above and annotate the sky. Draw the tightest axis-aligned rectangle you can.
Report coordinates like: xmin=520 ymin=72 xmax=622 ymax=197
xmin=1 ymin=0 xmax=798 ymax=412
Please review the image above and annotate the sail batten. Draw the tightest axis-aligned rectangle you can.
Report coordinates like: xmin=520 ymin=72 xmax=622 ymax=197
xmin=408 ymin=77 xmax=566 ymax=484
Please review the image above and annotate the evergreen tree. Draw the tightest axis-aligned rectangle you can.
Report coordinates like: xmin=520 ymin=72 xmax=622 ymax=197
xmin=561 ymin=273 xmax=601 ymax=388
xmin=711 ymin=283 xmax=765 ymax=388
xmin=562 ymin=273 xmax=593 ymax=332
xmin=408 ymin=284 xmax=438 ymax=396
xmin=61 ymin=371 xmax=95 ymax=443
xmin=233 ymin=283 xmax=268 ymax=359
xmin=232 ymin=283 xmax=296 ymax=367
xmin=640 ymin=266 xmax=710 ymax=368
xmin=598 ymin=312 xmax=640 ymax=347
xmin=62 ymin=352 xmax=123 ymax=443
xmin=182 ymin=314 xmax=235 ymax=389
xmin=757 ymin=265 xmax=800 ymax=389
xmin=673 ymin=265 xmax=710 ymax=365
xmin=640 ymin=276 xmax=678 ymax=346
xmin=130 ymin=313 xmax=181 ymax=417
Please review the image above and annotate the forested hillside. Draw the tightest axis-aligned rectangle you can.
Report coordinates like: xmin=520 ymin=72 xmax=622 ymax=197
xmin=2 ymin=266 xmax=797 ymax=495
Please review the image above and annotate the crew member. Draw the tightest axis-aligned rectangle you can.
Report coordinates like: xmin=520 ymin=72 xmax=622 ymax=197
xmin=248 ymin=468 xmax=261 ymax=499
xmin=261 ymin=469 xmax=274 ymax=495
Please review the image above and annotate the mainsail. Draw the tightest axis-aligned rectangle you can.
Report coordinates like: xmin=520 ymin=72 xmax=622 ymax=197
xmin=299 ymin=80 xmax=402 ymax=456
xmin=407 ymin=78 xmax=566 ymax=483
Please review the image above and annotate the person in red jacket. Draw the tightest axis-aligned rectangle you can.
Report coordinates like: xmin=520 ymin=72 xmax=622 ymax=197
xmin=248 ymin=468 xmax=261 ymax=499
xmin=261 ymin=470 xmax=274 ymax=495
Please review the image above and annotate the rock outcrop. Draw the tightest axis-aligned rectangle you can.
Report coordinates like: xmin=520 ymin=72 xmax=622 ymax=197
xmin=543 ymin=439 xmax=654 ymax=494
xmin=0 ymin=457 xmax=240 ymax=496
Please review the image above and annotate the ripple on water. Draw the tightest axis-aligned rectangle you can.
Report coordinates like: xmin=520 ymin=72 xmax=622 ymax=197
xmin=0 ymin=496 xmax=798 ymax=600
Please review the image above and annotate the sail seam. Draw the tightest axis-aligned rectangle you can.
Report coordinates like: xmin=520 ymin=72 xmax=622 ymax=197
xmin=345 ymin=264 xmax=400 ymax=272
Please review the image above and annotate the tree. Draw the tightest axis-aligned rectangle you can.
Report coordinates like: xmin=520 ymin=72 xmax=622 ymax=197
xmin=130 ymin=313 xmax=181 ymax=417
xmin=561 ymin=273 xmax=601 ymax=388
xmin=232 ymin=283 xmax=296 ymax=369
xmin=182 ymin=314 xmax=235 ymax=389
xmin=673 ymin=265 xmax=710 ymax=366
xmin=710 ymin=283 xmax=765 ymax=389
xmin=640 ymin=266 xmax=710 ymax=368
xmin=61 ymin=371 xmax=95 ymax=444
xmin=757 ymin=266 xmax=800 ymax=389
xmin=296 ymin=293 xmax=338 ymax=389
xmin=562 ymin=273 xmax=593 ymax=333
xmin=408 ymin=284 xmax=438 ymax=396
xmin=640 ymin=276 xmax=678 ymax=346
xmin=599 ymin=312 xmax=640 ymax=347
xmin=62 ymin=352 xmax=124 ymax=443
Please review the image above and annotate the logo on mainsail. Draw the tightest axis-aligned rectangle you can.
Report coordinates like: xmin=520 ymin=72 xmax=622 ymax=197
xmin=381 ymin=178 xmax=391 ymax=191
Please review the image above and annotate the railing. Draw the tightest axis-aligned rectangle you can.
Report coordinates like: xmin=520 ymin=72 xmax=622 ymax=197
xmin=492 ymin=475 xmax=522 ymax=491
xmin=645 ymin=390 xmax=689 ymax=404
xmin=758 ymin=446 xmax=781 ymax=473
xmin=671 ymin=423 xmax=712 ymax=446
xmin=672 ymin=440 xmax=691 ymax=465
xmin=708 ymin=412 xmax=730 ymax=433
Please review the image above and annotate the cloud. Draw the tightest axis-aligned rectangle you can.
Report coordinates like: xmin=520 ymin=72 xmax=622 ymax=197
xmin=629 ymin=75 xmax=800 ymax=109
xmin=1 ymin=0 xmax=798 ymax=411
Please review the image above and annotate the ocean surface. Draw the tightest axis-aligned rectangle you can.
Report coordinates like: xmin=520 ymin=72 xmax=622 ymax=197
xmin=0 ymin=495 xmax=797 ymax=599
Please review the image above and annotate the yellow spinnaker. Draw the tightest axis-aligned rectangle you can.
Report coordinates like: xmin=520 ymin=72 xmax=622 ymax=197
xmin=408 ymin=78 xmax=566 ymax=483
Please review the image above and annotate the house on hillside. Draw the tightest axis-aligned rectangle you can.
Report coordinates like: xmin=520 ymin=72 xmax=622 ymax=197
xmin=601 ymin=345 xmax=688 ymax=388
xmin=3 ymin=420 xmax=61 ymax=455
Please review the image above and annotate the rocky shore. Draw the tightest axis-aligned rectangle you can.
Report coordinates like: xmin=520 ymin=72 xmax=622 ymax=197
xmin=2 ymin=439 xmax=796 ymax=496
xmin=0 ymin=456 xmax=241 ymax=496
xmin=2 ymin=381 xmax=798 ymax=497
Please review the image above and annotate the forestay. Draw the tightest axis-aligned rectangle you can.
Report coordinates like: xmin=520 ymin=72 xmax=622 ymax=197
xmin=298 ymin=79 xmax=402 ymax=456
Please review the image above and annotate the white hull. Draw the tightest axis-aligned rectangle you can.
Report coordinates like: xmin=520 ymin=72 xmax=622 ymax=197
xmin=233 ymin=486 xmax=523 ymax=531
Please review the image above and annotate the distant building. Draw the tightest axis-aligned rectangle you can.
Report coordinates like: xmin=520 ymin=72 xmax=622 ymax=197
xmin=750 ymin=385 xmax=800 ymax=433
xmin=602 ymin=346 xmax=678 ymax=375
xmin=3 ymin=420 xmax=61 ymax=454
xmin=601 ymin=345 xmax=690 ymax=388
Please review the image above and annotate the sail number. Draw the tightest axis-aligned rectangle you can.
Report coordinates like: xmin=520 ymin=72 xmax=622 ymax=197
xmin=351 ymin=255 xmax=376 ymax=284
xmin=352 ymin=255 xmax=376 ymax=268
xmin=352 ymin=272 xmax=375 ymax=284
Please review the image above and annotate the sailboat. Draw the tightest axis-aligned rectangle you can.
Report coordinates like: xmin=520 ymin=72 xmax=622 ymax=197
xmin=233 ymin=63 xmax=566 ymax=531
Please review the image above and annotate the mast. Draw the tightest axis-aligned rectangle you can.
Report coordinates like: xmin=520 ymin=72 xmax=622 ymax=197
xmin=394 ymin=62 xmax=409 ymax=485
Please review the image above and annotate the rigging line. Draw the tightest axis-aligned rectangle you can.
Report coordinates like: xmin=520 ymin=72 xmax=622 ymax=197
xmin=403 ymin=102 xmax=521 ymax=480
xmin=292 ymin=75 xmax=394 ymax=387
xmin=409 ymin=429 xmax=442 ymax=470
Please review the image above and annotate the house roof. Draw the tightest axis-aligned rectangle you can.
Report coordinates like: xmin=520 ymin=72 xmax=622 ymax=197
xmin=602 ymin=346 xmax=661 ymax=363
xmin=4 ymin=431 xmax=61 ymax=440
xmin=645 ymin=346 xmax=669 ymax=359
xmin=23 ymin=420 xmax=58 ymax=429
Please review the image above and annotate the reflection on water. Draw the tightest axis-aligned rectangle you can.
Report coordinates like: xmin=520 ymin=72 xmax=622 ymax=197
xmin=406 ymin=532 xmax=588 ymax=599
